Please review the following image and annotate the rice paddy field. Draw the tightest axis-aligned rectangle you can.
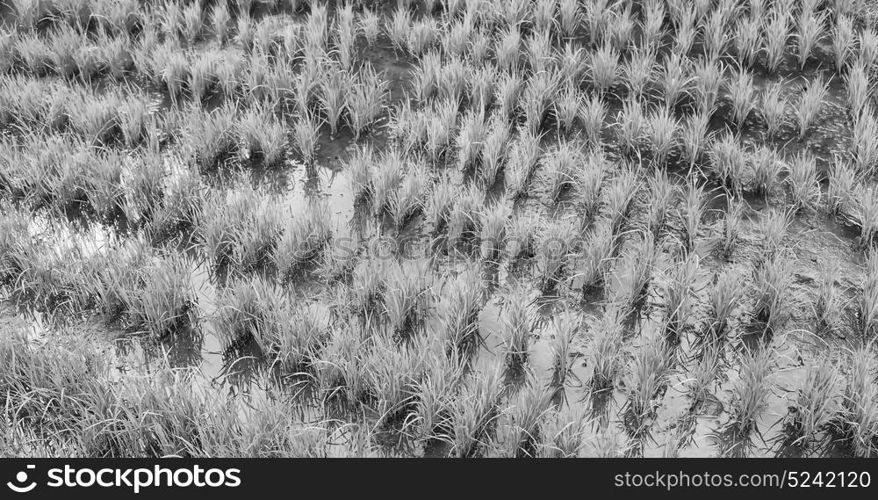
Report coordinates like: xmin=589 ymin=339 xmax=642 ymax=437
xmin=2 ymin=0 xmax=878 ymax=459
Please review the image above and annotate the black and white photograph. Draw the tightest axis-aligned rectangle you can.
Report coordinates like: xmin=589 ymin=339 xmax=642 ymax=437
xmin=2 ymin=0 xmax=878 ymax=472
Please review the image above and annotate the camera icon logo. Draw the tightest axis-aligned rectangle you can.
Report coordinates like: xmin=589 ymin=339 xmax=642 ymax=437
xmin=7 ymin=465 xmax=37 ymax=493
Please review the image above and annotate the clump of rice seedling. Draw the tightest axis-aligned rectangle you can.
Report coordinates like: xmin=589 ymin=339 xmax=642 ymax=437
xmin=813 ymin=259 xmax=840 ymax=332
xmin=382 ymin=259 xmax=433 ymax=343
xmin=359 ymin=9 xmax=380 ymax=45
xmin=446 ymin=186 xmax=484 ymax=252
xmin=588 ymin=42 xmax=620 ymax=96
xmin=623 ymin=334 xmax=673 ymax=451
xmin=123 ymin=254 xmax=198 ymax=340
xmin=760 ymin=80 xmax=789 ymax=140
xmin=505 ymin=213 xmax=539 ymax=266
xmin=827 ymin=159 xmax=858 ymax=219
xmin=499 ymin=285 xmax=536 ymax=377
xmin=610 ymin=232 xmax=658 ymax=316
xmin=494 ymin=72 xmax=523 ymax=122
xmin=389 ymin=163 xmax=429 ymax=234
xmin=709 ymin=133 xmax=747 ymax=195
xmin=764 ymin=7 xmax=790 ymax=74
xmin=553 ymin=84 xmax=580 ymax=136
xmin=425 ymin=176 xmax=456 ymax=246
xmin=616 ymin=98 xmax=646 ymax=156
xmin=856 ymin=186 xmax=878 ymax=248
xmin=659 ymin=51 xmax=692 ymax=109
xmin=735 ymin=16 xmax=762 ymax=69
xmin=547 ymin=312 xmax=578 ymax=405
xmin=504 ymin=129 xmax=542 ymax=201
xmin=692 ymin=57 xmax=723 ymax=116
xmin=542 ymin=142 xmax=580 ymax=205
xmin=317 ymin=67 xmax=350 ymax=139
xmin=238 ymin=105 xmax=288 ymax=168
xmin=704 ymin=269 xmax=743 ymax=344
xmin=439 ymin=264 xmax=485 ymax=363
xmin=538 ymin=406 xmax=587 ymax=458
xmin=851 ymin=107 xmax=878 ymax=175
xmin=716 ymin=347 xmax=773 ymax=457
xmin=199 ymin=185 xmax=283 ymax=276
xmin=211 ymin=1 xmax=231 ymax=45
xmin=795 ymin=3 xmax=826 ymax=69
xmin=603 ymin=166 xmax=640 ymax=237
xmin=505 ymin=381 xmax=552 ymax=458
xmin=274 ymin=203 xmax=332 ymax=281
xmin=795 ymin=75 xmax=830 ymax=139
xmin=578 ymin=222 xmax=616 ymax=295
xmin=779 ymin=361 xmax=842 ymax=456
xmin=450 ymin=364 xmax=505 ymax=458
xmin=645 ymin=170 xmax=675 ymax=241
xmin=522 ymin=70 xmax=557 ymax=133
xmin=646 ymin=105 xmax=678 ymax=167
xmin=479 ymin=116 xmax=511 ymax=188
xmin=680 ymin=110 xmax=712 ymax=169
xmin=689 ymin=340 xmax=722 ymax=409
xmin=717 ymin=197 xmax=745 ymax=260
xmin=425 ymin=98 xmax=458 ymax=163
xmin=479 ymin=202 xmax=511 ymax=264
xmin=184 ymin=104 xmax=238 ymax=174
xmin=845 ymin=61 xmax=871 ymax=120
xmin=536 ymin=219 xmax=576 ymax=294
xmin=456 ymin=108 xmax=488 ymax=175
xmin=579 ymin=94 xmax=606 ymax=147
xmin=575 ymin=150 xmax=607 ymax=228
xmin=749 ymin=145 xmax=782 ymax=199
xmin=623 ymin=45 xmax=657 ymax=101
xmin=855 ymin=251 xmax=878 ymax=337
xmin=752 ymin=254 xmax=796 ymax=337
xmin=212 ymin=274 xmax=286 ymax=350
xmin=589 ymin=308 xmax=626 ymax=395
xmin=833 ymin=14 xmax=856 ymax=71
xmin=760 ymin=208 xmax=792 ymax=260
xmin=676 ymin=178 xmax=708 ymax=256
xmin=292 ymin=112 xmax=322 ymax=165
xmin=370 ymin=152 xmax=404 ymax=218
xmin=662 ymin=254 xmax=700 ymax=343
xmin=726 ymin=66 xmax=757 ymax=130
xmin=833 ymin=347 xmax=878 ymax=457
xmin=786 ymin=151 xmax=821 ymax=212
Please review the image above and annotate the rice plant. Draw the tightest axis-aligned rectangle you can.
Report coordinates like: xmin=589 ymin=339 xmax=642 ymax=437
xmin=439 ymin=264 xmax=485 ymax=363
xmin=589 ymin=308 xmax=626 ymax=395
xmin=274 ymin=203 xmax=332 ymax=281
xmin=499 ymin=285 xmax=536 ymax=377
xmin=709 ymin=133 xmax=747 ymax=196
xmin=834 ymin=347 xmax=878 ymax=457
xmin=292 ymin=112 xmax=322 ymax=165
xmin=535 ymin=218 xmax=576 ymax=294
xmin=760 ymin=80 xmax=789 ymax=140
xmin=786 ymin=151 xmax=821 ymax=212
xmin=855 ymin=251 xmax=878 ymax=337
xmin=676 ymin=178 xmax=708 ymax=256
xmin=779 ymin=361 xmax=842 ymax=456
xmin=717 ymin=347 xmax=773 ymax=457
xmin=346 ymin=63 xmax=387 ymax=140
xmin=662 ymin=254 xmax=700 ymax=343
xmin=833 ymin=14 xmax=856 ymax=71
xmin=795 ymin=75 xmax=830 ymax=140
xmin=765 ymin=8 xmax=790 ymax=74
xmin=382 ymin=259 xmax=433 ymax=343
xmin=752 ymin=254 xmax=795 ymax=337
xmin=704 ymin=269 xmax=743 ymax=344
xmin=726 ymin=66 xmax=757 ymax=130
xmin=450 ymin=364 xmax=504 ymax=458
xmin=623 ymin=334 xmax=673 ymax=451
